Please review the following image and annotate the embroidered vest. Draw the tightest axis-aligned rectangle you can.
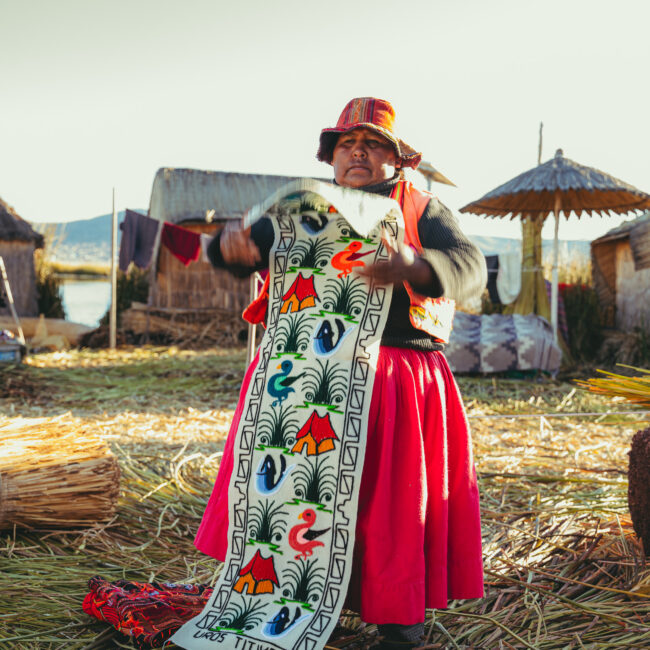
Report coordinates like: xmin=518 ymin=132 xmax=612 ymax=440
xmin=243 ymin=180 xmax=455 ymax=343
xmin=390 ymin=179 xmax=455 ymax=344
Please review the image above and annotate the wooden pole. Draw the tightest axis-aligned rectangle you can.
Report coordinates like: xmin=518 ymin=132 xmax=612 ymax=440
xmin=109 ymin=189 xmax=117 ymax=349
xmin=551 ymin=191 xmax=561 ymax=343
xmin=246 ymin=272 xmax=260 ymax=366
xmin=0 ymin=256 xmax=25 ymax=344
xmin=516 ymin=121 xmax=544 ymax=318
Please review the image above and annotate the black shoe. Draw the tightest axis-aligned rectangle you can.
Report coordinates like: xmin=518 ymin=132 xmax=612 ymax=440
xmin=376 ymin=623 xmax=424 ymax=649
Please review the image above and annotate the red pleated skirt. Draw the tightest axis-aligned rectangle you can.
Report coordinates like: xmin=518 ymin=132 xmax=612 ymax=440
xmin=194 ymin=346 xmax=484 ymax=624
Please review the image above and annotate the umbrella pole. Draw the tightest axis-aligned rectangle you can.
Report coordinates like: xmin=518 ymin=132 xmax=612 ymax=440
xmin=551 ymin=193 xmax=561 ymax=342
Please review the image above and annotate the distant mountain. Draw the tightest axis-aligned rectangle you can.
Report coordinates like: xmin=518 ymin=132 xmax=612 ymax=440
xmin=33 ymin=210 xmax=145 ymax=264
xmin=31 ymin=212 xmax=591 ymax=265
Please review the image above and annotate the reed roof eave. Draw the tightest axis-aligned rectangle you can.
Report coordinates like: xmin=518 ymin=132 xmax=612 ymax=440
xmin=462 ymin=189 xmax=650 ymax=220
xmin=148 ymin=168 xmax=331 ymax=225
xmin=460 ymin=150 xmax=650 ymax=220
xmin=591 ymin=211 xmax=650 ymax=246
xmin=0 ymin=197 xmax=44 ymax=248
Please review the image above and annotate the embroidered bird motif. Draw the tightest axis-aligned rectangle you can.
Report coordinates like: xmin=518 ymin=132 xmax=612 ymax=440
xmin=288 ymin=508 xmax=329 ymax=559
xmin=267 ymin=360 xmax=304 ymax=406
xmin=256 ymin=454 xmax=289 ymax=494
xmin=264 ymin=606 xmax=303 ymax=637
xmin=312 ymin=318 xmax=355 ymax=357
xmin=300 ymin=211 xmax=328 ymax=235
xmin=331 ymin=241 xmax=375 ymax=278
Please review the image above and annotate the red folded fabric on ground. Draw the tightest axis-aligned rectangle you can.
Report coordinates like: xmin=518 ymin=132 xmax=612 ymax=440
xmin=161 ymin=222 xmax=201 ymax=266
xmin=83 ymin=576 xmax=212 ymax=648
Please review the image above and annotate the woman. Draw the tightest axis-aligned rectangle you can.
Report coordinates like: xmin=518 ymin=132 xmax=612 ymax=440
xmin=196 ymin=97 xmax=486 ymax=649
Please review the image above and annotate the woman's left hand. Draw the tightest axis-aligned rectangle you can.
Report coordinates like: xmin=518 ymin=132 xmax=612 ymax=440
xmin=354 ymin=228 xmax=434 ymax=288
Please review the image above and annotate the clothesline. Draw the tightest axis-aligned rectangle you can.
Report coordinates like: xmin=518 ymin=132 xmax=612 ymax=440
xmin=118 ymin=209 xmax=213 ymax=272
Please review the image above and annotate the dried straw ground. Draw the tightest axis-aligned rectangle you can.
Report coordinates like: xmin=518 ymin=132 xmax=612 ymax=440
xmin=1 ymin=348 xmax=649 ymax=649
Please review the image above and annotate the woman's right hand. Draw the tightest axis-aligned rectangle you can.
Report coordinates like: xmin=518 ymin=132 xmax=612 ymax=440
xmin=220 ymin=220 xmax=261 ymax=266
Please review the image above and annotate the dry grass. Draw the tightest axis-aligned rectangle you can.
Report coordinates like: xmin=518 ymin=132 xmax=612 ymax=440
xmin=542 ymin=256 xmax=592 ymax=285
xmin=1 ymin=348 xmax=649 ymax=648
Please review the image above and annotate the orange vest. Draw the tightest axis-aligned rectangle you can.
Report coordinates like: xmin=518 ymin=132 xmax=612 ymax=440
xmin=389 ymin=179 xmax=455 ymax=344
xmin=243 ymin=180 xmax=455 ymax=343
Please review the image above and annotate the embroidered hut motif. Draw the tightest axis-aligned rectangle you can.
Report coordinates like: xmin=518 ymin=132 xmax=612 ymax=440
xmin=291 ymin=411 xmax=339 ymax=456
xmin=281 ymin=274 xmax=319 ymax=313
xmin=172 ymin=180 xmax=402 ymax=650
xmin=234 ymin=551 xmax=280 ymax=595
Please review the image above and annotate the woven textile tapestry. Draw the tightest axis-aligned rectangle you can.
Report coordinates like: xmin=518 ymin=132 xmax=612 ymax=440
xmin=445 ymin=312 xmax=562 ymax=374
xmin=171 ymin=180 xmax=403 ymax=650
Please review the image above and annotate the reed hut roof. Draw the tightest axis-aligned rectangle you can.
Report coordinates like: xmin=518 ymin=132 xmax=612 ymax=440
xmin=460 ymin=149 xmax=650 ymax=220
xmin=0 ymin=197 xmax=44 ymax=248
xmin=148 ymin=168 xmax=330 ymax=225
xmin=590 ymin=212 xmax=650 ymax=327
xmin=592 ymin=212 xmax=650 ymax=271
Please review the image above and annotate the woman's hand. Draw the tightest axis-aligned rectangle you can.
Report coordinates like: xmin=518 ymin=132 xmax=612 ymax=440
xmin=354 ymin=227 xmax=434 ymax=288
xmin=220 ymin=220 xmax=261 ymax=266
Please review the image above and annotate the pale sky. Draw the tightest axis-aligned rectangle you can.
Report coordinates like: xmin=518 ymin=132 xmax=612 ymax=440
xmin=2 ymin=0 xmax=649 ymax=240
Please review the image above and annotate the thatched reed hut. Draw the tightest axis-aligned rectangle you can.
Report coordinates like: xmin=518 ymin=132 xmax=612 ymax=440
xmin=147 ymin=168 xmax=323 ymax=314
xmin=592 ymin=213 xmax=650 ymax=330
xmin=125 ymin=168 xmax=326 ymax=344
xmin=0 ymin=197 xmax=44 ymax=318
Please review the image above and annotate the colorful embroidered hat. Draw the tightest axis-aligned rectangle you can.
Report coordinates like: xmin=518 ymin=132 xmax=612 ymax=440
xmin=317 ymin=97 xmax=423 ymax=170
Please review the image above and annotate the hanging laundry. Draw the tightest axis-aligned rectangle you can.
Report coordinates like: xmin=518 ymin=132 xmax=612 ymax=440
xmin=496 ymin=251 xmax=522 ymax=305
xmin=161 ymin=222 xmax=201 ymax=266
xmin=199 ymin=233 xmax=212 ymax=264
xmin=545 ymin=279 xmax=569 ymax=343
xmin=119 ymin=209 xmax=161 ymax=272
xmin=484 ymin=255 xmax=500 ymax=304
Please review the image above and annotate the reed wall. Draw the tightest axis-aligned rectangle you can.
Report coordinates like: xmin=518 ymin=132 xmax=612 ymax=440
xmin=0 ymin=241 xmax=38 ymax=317
xmin=150 ymin=222 xmax=250 ymax=313
xmin=616 ymin=241 xmax=650 ymax=331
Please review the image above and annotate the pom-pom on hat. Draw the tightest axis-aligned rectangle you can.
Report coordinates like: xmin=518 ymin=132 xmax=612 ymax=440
xmin=317 ymin=97 xmax=422 ymax=170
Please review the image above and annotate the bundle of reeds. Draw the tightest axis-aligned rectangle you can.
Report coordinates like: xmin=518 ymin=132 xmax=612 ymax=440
xmin=577 ymin=365 xmax=650 ymax=407
xmin=578 ymin=365 xmax=650 ymax=555
xmin=0 ymin=416 xmax=120 ymax=529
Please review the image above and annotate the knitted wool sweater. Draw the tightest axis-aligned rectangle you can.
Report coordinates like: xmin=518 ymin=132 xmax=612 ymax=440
xmin=208 ymin=176 xmax=487 ymax=351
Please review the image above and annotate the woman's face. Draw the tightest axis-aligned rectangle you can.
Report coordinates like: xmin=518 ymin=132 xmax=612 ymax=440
xmin=332 ymin=128 xmax=398 ymax=188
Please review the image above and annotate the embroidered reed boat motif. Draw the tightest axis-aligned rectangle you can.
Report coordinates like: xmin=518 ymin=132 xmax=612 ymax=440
xmin=172 ymin=180 xmax=402 ymax=650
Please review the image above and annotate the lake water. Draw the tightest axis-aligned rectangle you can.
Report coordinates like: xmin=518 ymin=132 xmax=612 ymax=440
xmin=60 ymin=279 xmax=111 ymax=328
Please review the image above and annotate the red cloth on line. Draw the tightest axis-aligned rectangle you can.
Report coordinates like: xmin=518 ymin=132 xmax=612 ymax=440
xmin=194 ymin=346 xmax=484 ymax=624
xmin=161 ymin=222 xmax=201 ymax=266
xmin=82 ymin=576 xmax=213 ymax=648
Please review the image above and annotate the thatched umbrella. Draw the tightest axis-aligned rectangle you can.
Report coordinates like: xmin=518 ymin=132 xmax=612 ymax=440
xmin=460 ymin=149 xmax=650 ymax=340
